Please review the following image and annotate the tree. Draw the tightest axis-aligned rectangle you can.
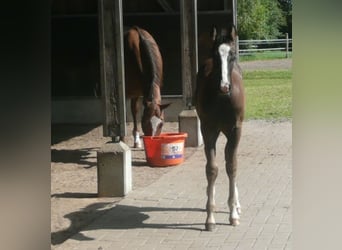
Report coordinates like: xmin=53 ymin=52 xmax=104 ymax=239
xmin=278 ymin=0 xmax=292 ymax=37
xmin=237 ymin=0 xmax=285 ymax=40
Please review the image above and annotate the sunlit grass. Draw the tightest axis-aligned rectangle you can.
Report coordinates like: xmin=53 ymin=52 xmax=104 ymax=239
xmin=239 ymin=51 xmax=292 ymax=61
xmin=243 ymin=70 xmax=292 ymax=120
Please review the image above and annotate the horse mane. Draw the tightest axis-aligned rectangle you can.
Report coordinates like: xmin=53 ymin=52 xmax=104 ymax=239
xmin=133 ymin=26 xmax=163 ymax=103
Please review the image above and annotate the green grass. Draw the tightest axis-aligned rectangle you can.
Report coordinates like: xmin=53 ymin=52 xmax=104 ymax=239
xmin=239 ymin=51 xmax=292 ymax=62
xmin=243 ymin=70 xmax=292 ymax=120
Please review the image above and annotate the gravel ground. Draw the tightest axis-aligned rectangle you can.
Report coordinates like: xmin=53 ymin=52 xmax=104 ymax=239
xmin=240 ymin=58 xmax=292 ymax=71
xmin=51 ymin=122 xmax=193 ymax=247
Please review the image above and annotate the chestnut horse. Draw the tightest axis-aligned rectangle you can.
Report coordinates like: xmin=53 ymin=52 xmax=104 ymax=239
xmin=124 ymin=26 xmax=170 ymax=148
xmin=194 ymin=24 xmax=245 ymax=231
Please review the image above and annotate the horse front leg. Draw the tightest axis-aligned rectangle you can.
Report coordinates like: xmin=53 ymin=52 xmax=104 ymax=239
xmin=131 ymin=97 xmax=142 ymax=148
xmin=225 ymin=126 xmax=242 ymax=226
xmin=203 ymin=130 xmax=219 ymax=231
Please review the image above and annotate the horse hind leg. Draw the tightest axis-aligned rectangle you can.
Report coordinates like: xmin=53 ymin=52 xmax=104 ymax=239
xmin=203 ymin=130 xmax=220 ymax=231
xmin=224 ymin=126 xmax=242 ymax=226
xmin=131 ymin=97 xmax=142 ymax=148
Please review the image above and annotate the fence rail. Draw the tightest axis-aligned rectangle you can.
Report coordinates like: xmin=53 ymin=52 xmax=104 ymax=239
xmin=238 ymin=34 xmax=292 ymax=58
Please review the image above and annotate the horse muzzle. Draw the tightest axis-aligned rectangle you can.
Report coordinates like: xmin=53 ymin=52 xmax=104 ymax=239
xmin=151 ymin=116 xmax=163 ymax=136
xmin=220 ymin=83 xmax=231 ymax=96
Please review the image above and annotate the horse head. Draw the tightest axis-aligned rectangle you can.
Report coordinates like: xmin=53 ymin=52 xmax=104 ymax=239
xmin=141 ymin=101 xmax=171 ymax=136
xmin=210 ymin=24 xmax=238 ymax=95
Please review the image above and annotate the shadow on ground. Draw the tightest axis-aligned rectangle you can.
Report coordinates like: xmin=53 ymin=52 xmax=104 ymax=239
xmin=51 ymin=147 xmax=98 ymax=168
xmin=51 ymin=124 xmax=100 ymax=145
xmin=51 ymin=201 xmax=227 ymax=245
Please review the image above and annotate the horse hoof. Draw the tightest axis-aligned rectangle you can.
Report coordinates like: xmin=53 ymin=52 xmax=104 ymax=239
xmin=205 ymin=223 xmax=216 ymax=231
xmin=229 ymin=218 xmax=240 ymax=226
xmin=133 ymin=143 xmax=142 ymax=148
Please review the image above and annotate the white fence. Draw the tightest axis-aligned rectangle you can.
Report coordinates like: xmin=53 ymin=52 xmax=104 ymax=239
xmin=238 ymin=34 xmax=292 ymax=58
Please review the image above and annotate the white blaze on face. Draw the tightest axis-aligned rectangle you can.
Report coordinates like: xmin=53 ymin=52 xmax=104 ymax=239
xmin=151 ymin=115 xmax=163 ymax=136
xmin=218 ymin=43 xmax=231 ymax=92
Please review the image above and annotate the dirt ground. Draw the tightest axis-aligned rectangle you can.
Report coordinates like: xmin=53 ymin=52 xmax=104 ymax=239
xmin=239 ymin=58 xmax=292 ymax=71
xmin=51 ymin=122 xmax=194 ymax=247
xmin=51 ymin=59 xmax=292 ymax=248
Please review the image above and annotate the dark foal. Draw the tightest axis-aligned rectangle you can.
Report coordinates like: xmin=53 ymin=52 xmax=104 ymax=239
xmin=124 ymin=26 xmax=170 ymax=147
xmin=194 ymin=24 xmax=245 ymax=231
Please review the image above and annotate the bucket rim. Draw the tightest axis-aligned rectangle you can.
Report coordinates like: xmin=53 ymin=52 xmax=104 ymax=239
xmin=142 ymin=132 xmax=188 ymax=140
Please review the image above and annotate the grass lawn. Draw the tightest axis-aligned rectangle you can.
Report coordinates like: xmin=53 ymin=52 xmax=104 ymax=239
xmin=239 ymin=51 xmax=292 ymax=62
xmin=243 ymin=70 xmax=292 ymax=120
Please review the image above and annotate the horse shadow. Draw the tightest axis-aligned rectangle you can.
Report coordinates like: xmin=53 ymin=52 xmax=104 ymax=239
xmin=51 ymin=124 xmax=99 ymax=145
xmin=51 ymin=192 xmax=98 ymax=199
xmin=51 ymin=147 xmax=98 ymax=168
xmin=51 ymin=201 xmax=230 ymax=245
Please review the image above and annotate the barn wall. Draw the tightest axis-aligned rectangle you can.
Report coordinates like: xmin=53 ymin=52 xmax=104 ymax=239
xmin=52 ymin=96 xmax=184 ymax=124
xmin=51 ymin=0 xmax=233 ymax=123
xmin=51 ymin=16 xmax=100 ymax=97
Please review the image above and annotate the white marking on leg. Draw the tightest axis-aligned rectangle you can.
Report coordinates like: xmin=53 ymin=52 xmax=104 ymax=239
xmin=134 ymin=131 xmax=142 ymax=148
xmin=212 ymin=186 xmax=216 ymax=213
xmin=218 ymin=43 xmax=231 ymax=91
xmin=235 ymin=184 xmax=242 ymax=214
xmin=228 ymin=180 xmax=240 ymax=225
xmin=228 ymin=198 xmax=239 ymax=219
xmin=207 ymin=211 xmax=216 ymax=225
xmin=206 ymin=185 xmax=216 ymax=226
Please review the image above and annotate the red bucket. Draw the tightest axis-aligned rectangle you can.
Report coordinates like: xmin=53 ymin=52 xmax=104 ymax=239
xmin=143 ymin=133 xmax=188 ymax=167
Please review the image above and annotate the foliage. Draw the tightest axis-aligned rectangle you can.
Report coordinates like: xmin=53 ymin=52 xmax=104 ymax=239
xmin=278 ymin=0 xmax=292 ymax=13
xmin=243 ymin=70 xmax=292 ymax=120
xmin=278 ymin=0 xmax=292 ymax=37
xmin=237 ymin=0 xmax=286 ymax=40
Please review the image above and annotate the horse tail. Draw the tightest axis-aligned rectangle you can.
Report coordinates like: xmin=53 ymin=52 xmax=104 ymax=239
xmin=133 ymin=26 xmax=163 ymax=102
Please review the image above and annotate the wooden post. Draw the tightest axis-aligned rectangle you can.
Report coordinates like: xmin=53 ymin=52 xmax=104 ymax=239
xmin=285 ymin=33 xmax=289 ymax=58
xmin=179 ymin=0 xmax=202 ymax=147
xmin=97 ymin=0 xmax=131 ymax=197
xmin=232 ymin=0 xmax=239 ymax=61
xmin=180 ymin=0 xmax=198 ymax=109
xmin=98 ymin=0 xmax=126 ymax=141
xmin=232 ymin=0 xmax=237 ymax=29
xmin=236 ymin=36 xmax=240 ymax=62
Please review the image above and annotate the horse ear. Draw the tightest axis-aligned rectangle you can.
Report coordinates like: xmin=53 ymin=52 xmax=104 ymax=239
xmin=159 ymin=103 xmax=171 ymax=111
xmin=144 ymin=100 xmax=153 ymax=107
xmin=231 ymin=24 xmax=238 ymax=41
xmin=210 ymin=25 xmax=217 ymax=41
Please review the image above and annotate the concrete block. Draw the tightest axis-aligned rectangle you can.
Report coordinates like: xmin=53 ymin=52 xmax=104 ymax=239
xmin=178 ymin=109 xmax=203 ymax=147
xmin=97 ymin=141 xmax=132 ymax=197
